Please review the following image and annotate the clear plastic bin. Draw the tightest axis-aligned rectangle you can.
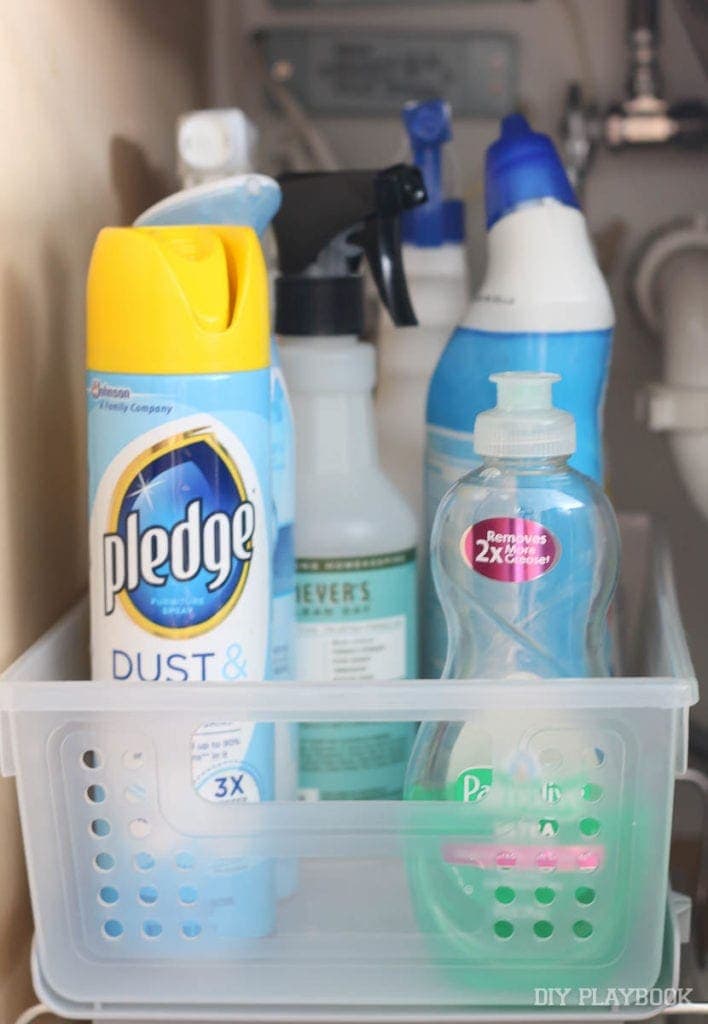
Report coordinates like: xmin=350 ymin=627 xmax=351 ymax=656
xmin=0 ymin=515 xmax=698 ymax=1020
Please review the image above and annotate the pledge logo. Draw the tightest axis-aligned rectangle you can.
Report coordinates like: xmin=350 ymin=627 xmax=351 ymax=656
xmin=103 ymin=430 xmax=255 ymax=638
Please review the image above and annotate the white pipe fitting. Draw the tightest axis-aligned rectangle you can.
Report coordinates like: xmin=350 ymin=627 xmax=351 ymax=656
xmin=634 ymin=216 xmax=708 ymax=520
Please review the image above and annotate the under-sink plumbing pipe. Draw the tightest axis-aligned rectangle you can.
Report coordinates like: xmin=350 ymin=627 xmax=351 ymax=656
xmin=634 ymin=215 xmax=708 ymax=519
xmin=560 ymin=0 xmax=708 ymax=190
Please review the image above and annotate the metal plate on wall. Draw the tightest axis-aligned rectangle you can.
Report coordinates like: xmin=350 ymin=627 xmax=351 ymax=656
xmin=262 ymin=30 xmax=518 ymax=117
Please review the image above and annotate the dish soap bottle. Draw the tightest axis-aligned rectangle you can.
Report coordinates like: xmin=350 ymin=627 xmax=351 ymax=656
xmin=422 ymin=370 xmax=619 ymax=686
xmin=404 ymin=373 xmax=620 ymax=965
xmin=423 ymin=114 xmax=614 ymax=678
xmin=376 ymin=99 xmax=468 ymax=530
xmin=274 ymin=165 xmax=427 ymax=800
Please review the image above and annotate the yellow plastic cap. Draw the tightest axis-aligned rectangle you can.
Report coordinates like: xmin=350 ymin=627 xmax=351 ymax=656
xmin=87 ymin=225 xmax=270 ymax=375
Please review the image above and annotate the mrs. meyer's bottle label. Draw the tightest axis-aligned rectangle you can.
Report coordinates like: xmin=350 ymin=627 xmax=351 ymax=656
xmin=295 ymin=549 xmax=417 ymax=800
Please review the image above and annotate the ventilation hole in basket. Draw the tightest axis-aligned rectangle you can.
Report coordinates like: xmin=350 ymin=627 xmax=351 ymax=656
xmin=134 ymin=852 xmax=155 ymax=872
xmin=181 ymin=921 xmax=202 ymax=940
xmin=536 ymin=851 xmax=558 ymax=872
xmin=581 ymin=783 xmax=603 ymax=803
xmin=82 ymin=750 xmax=102 ymax=770
xmin=582 ymin=747 xmax=605 ymax=769
xmin=129 ymin=818 xmax=151 ymax=839
xmin=533 ymin=920 xmax=554 ymax=939
xmin=495 ymin=850 xmax=517 ymax=869
xmin=103 ymin=919 xmax=123 ymax=939
xmin=94 ymin=852 xmax=115 ymax=872
xmin=123 ymin=751 xmax=145 ymax=771
xmin=98 ymin=886 xmax=119 ymax=906
xmin=90 ymin=818 xmax=111 ymax=838
xmin=138 ymin=885 xmax=158 ymax=906
xmin=573 ymin=919 xmax=593 ymax=939
xmin=124 ymin=783 xmax=147 ymax=804
xmin=494 ymin=886 xmax=515 ymax=905
xmin=580 ymin=817 xmax=600 ymax=837
xmin=86 ymin=784 xmax=106 ymax=804
xmin=494 ymin=920 xmax=514 ymax=940
xmin=539 ymin=748 xmax=563 ymax=770
xmin=535 ymin=887 xmax=555 ymax=906
xmin=575 ymin=886 xmax=596 ymax=906
xmin=577 ymin=850 xmax=600 ymax=873
xmin=175 ymin=851 xmax=195 ymax=870
xmin=142 ymin=919 xmax=163 ymax=939
xmin=179 ymin=885 xmax=198 ymax=906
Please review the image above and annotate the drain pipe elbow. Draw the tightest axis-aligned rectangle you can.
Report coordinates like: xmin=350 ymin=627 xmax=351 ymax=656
xmin=634 ymin=217 xmax=708 ymax=519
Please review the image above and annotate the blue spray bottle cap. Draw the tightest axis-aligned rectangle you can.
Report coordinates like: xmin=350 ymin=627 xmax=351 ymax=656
xmin=485 ymin=113 xmax=580 ymax=229
xmin=401 ymin=99 xmax=464 ymax=247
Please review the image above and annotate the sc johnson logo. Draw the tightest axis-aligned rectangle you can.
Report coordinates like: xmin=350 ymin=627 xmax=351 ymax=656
xmin=103 ymin=429 xmax=255 ymax=639
xmin=91 ymin=378 xmax=131 ymax=400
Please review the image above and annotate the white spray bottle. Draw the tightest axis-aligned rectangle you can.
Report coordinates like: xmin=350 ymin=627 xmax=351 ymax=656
xmin=273 ymin=165 xmax=427 ymax=800
xmin=377 ymin=99 xmax=468 ymax=530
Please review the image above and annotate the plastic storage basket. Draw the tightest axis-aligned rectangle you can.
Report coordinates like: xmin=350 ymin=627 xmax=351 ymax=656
xmin=0 ymin=516 xmax=698 ymax=1021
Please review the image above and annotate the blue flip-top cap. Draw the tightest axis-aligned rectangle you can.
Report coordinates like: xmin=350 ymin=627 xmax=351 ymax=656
xmin=485 ymin=113 xmax=580 ymax=229
xmin=401 ymin=98 xmax=465 ymax=247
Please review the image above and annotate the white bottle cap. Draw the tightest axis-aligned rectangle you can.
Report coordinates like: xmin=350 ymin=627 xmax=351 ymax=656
xmin=177 ymin=109 xmax=258 ymax=183
xmin=473 ymin=371 xmax=576 ymax=458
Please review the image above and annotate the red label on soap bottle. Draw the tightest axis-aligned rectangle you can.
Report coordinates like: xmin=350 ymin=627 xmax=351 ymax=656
xmin=460 ymin=517 xmax=559 ymax=583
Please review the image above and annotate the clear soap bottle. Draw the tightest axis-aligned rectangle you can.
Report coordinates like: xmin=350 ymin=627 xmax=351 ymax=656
xmin=432 ymin=371 xmax=618 ymax=682
xmin=407 ymin=372 xmax=620 ymax=799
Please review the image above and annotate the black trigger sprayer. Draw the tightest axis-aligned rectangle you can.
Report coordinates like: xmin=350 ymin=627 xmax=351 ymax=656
xmin=273 ymin=164 xmax=427 ymax=337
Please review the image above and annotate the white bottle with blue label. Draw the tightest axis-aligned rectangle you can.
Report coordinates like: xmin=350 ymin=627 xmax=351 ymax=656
xmin=376 ymin=99 xmax=468 ymax=532
xmin=422 ymin=114 xmax=615 ymax=678
xmin=274 ymin=165 xmax=428 ymax=800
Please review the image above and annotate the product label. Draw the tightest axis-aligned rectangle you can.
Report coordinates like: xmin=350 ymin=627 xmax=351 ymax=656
xmin=102 ymin=430 xmax=255 ymax=634
xmin=455 ymin=766 xmax=493 ymax=803
xmin=461 ymin=517 xmax=560 ymax=582
xmin=88 ymin=372 xmax=271 ymax=683
xmin=191 ymin=721 xmax=273 ymax=803
xmin=295 ymin=549 xmax=417 ymax=800
xmin=297 ymin=615 xmax=406 ymax=681
xmin=295 ymin=550 xmax=416 ymax=679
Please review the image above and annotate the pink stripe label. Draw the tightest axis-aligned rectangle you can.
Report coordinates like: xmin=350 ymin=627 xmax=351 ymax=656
xmin=441 ymin=843 xmax=603 ymax=873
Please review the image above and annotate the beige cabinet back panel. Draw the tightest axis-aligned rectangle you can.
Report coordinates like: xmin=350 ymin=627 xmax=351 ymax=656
xmin=0 ymin=1 xmax=205 ymax=1016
